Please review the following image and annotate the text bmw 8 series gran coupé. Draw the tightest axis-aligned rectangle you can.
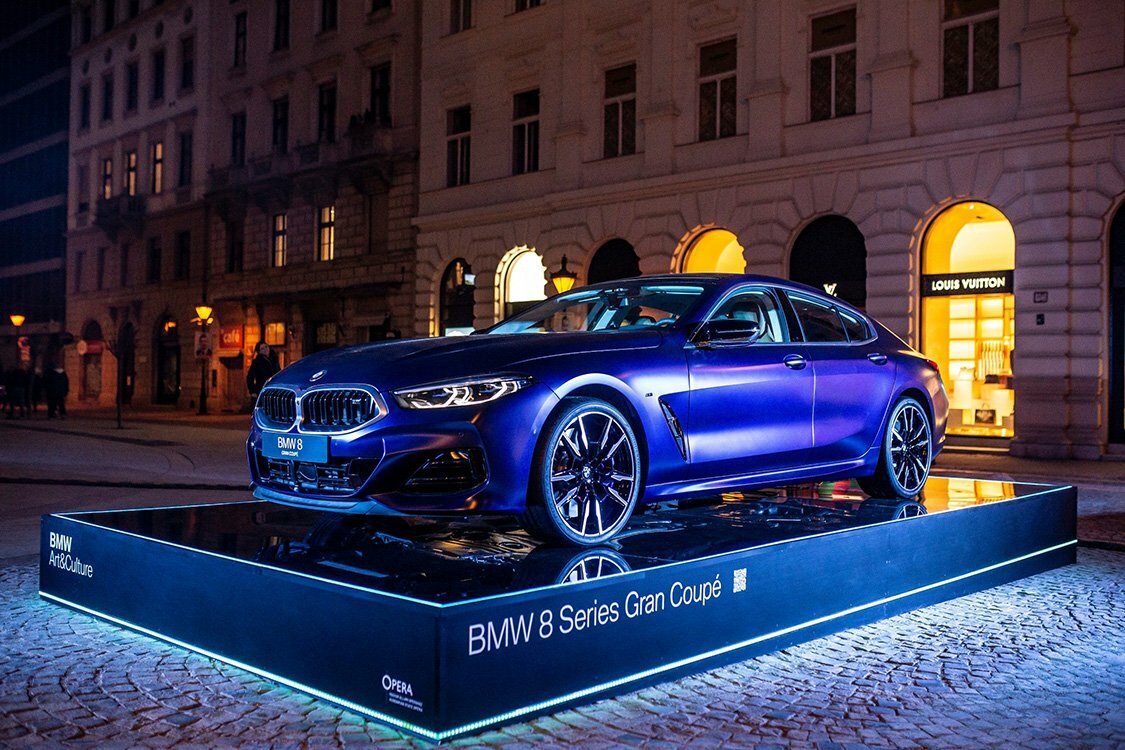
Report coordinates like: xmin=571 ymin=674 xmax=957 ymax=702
xmin=248 ymin=274 xmax=948 ymax=545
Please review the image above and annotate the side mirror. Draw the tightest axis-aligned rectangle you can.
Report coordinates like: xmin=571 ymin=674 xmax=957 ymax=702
xmin=696 ymin=319 xmax=763 ymax=348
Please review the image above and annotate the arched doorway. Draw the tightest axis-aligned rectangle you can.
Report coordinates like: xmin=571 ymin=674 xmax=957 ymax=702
xmin=789 ymin=215 xmax=867 ymax=308
xmin=920 ymin=202 xmax=1015 ymax=438
xmin=502 ymin=247 xmax=547 ymax=318
xmin=680 ymin=228 xmax=746 ymax=274
xmin=79 ymin=320 xmax=104 ymax=401
xmin=1108 ymin=204 xmax=1125 ymax=443
xmin=117 ymin=322 xmax=136 ymax=405
xmin=439 ymin=258 xmax=476 ymax=335
xmin=587 ymin=239 xmax=640 ymax=284
xmin=154 ymin=316 xmax=181 ymax=405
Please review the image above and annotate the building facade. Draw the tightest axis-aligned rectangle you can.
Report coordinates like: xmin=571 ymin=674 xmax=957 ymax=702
xmin=1 ymin=0 xmax=70 ymax=375
xmin=65 ymin=0 xmax=419 ymax=412
xmin=413 ymin=0 xmax=1125 ymax=459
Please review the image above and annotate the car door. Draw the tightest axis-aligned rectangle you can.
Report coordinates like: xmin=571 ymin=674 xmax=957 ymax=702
xmin=783 ymin=292 xmax=897 ymax=463
xmin=686 ymin=286 xmax=815 ymax=479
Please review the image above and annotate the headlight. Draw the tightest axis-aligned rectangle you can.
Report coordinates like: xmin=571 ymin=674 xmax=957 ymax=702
xmin=393 ymin=375 xmax=533 ymax=409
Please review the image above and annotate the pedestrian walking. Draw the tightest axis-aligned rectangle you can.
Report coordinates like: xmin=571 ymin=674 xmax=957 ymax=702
xmin=46 ymin=366 xmax=69 ymax=419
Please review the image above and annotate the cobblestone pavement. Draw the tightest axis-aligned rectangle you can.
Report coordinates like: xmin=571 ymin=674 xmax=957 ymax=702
xmin=2 ymin=549 xmax=1122 ymax=749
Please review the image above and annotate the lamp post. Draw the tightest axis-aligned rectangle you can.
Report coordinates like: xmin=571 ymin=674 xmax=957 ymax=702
xmin=193 ymin=304 xmax=214 ymax=416
xmin=550 ymin=255 xmax=577 ymax=294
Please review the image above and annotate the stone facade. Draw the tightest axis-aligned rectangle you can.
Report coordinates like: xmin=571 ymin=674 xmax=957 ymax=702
xmin=413 ymin=0 xmax=1125 ymax=458
xmin=65 ymin=0 xmax=419 ymax=412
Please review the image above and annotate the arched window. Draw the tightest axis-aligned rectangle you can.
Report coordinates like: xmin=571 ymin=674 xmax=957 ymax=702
xmin=440 ymin=258 xmax=476 ymax=335
xmin=788 ymin=215 xmax=867 ymax=308
xmin=1107 ymin=204 xmax=1125 ymax=443
xmin=502 ymin=247 xmax=547 ymax=318
xmin=587 ymin=239 xmax=640 ymax=284
xmin=680 ymin=228 xmax=746 ymax=274
xmin=921 ymin=201 xmax=1015 ymax=439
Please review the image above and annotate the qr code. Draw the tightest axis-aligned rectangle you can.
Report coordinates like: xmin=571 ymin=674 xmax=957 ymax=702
xmin=732 ymin=568 xmax=747 ymax=593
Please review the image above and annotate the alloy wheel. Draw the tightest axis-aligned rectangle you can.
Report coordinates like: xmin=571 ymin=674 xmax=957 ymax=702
xmin=889 ymin=402 xmax=931 ymax=495
xmin=548 ymin=410 xmax=638 ymax=540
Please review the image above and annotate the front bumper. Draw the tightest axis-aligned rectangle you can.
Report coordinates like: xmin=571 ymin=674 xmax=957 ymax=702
xmin=247 ymin=382 xmax=559 ymax=515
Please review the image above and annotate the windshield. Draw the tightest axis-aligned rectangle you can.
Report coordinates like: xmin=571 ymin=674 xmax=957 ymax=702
xmin=488 ymin=284 xmax=707 ymax=335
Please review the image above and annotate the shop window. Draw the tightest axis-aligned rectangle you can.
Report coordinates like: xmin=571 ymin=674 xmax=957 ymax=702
xmin=698 ymin=39 xmax=736 ymax=141
xmin=680 ymin=228 xmax=746 ymax=274
xmin=942 ymin=0 xmax=999 ymax=98
xmin=921 ymin=201 xmax=1015 ymax=438
xmin=809 ymin=8 xmax=856 ymax=121
xmin=588 ymin=238 xmax=641 ymax=284
xmin=789 ymin=215 xmax=867 ymax=309
xmin=503 ymin=247 xmax=547 ymax=318
xmin=603 ymin=64 xmax=636 ymax=159
xmin=440 ymin=259 xmax=476 ymax=335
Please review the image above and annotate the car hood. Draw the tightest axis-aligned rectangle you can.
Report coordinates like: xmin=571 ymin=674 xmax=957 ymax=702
xmin=268 ymin=330 xmax=665 ymax=393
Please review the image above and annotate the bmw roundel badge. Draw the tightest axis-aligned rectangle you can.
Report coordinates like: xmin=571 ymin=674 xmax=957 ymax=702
xmin=310 ymin=370 xmax=327 ymax=382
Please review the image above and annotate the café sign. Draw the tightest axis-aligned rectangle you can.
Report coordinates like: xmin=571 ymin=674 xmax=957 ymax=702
xmin=921 ymin=270 xmax=1014 ymax=297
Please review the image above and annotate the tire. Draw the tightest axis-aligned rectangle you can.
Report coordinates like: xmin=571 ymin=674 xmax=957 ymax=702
xmin=521 ymin=398 xmax=642 ymax=545
xmin=857 ymin=396 xmax=933 ymax=499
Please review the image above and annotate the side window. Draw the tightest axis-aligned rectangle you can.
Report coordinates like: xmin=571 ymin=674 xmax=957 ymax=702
xmin=838 ymin=308 xmax=872 ymax=342
xmin=709 ymin=289 xmax=786 ymax=343
xmin=789 ymin=295 xmax=847 ymax=343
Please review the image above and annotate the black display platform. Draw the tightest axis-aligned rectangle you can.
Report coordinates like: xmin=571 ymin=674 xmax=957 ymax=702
xmin=40 ymin=477 xmax=1076 ymax=742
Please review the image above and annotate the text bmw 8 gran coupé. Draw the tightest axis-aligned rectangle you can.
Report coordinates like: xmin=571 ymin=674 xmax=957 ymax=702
xmin=248 ymin=275 xmax=948 ymax=545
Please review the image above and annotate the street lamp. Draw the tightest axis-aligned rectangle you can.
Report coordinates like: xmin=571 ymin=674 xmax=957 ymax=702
xmin=193 ymin=304 xmax=214 ymax=416
xmin=550 ymin=255 xmax=577 ymax=294
xmin=9 ymin=314 xmax=26 ymax=328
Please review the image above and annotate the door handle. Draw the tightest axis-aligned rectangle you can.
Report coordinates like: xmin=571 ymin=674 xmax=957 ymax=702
xmin=783 ymin=354 xmax=807 ymax=370
xmin=867 ymin=353 xmax=888 ymax=365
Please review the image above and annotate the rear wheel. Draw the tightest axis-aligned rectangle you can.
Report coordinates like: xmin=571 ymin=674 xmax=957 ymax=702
xmin=857 ymin=397 xmax=932 ymax=499
xmin=521 ymin=398 xmax=642 ymax=545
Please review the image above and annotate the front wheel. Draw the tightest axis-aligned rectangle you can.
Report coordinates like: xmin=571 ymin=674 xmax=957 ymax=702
xmin=521 ymin=398 xmax=642 ymax=545
xmin=857 ymin=397 xmax=933 ymax=498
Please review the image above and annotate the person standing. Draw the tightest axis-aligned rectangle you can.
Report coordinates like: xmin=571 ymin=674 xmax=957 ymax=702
xmin=5 ymin=364 xmax=29 ymax=419
xmin=46 ymin=365 xmax=69 ymax=419
xmin=246 ymin=342 xmax=280 ymax=398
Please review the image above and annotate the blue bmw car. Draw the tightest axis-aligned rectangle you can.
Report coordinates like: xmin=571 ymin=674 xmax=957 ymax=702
xmin=248 ymin=274 xmax=948 ymax=545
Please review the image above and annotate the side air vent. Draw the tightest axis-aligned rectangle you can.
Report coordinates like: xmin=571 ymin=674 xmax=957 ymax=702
xmin=659 ymin=399 xmax=688 ymax=461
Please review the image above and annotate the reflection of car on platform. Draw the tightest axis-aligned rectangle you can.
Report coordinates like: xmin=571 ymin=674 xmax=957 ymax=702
xmin=247 ymin=274 xmax=948 ymax=545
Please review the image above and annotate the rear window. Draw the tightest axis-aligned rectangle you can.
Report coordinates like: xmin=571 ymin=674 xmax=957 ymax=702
xmin=838 ymin=308 xmax=873 ymax=342
xmin=789 ymin=295 xmax=847 ymax=343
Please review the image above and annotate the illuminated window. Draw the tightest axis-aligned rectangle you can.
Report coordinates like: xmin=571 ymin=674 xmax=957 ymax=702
xmin=809 ymin=8 xmax=856 ymax=121
xmin=942 ymin=0 xmax=999 ymax=97
xmin=603 ymin=64 xmax=636 ymax=159
xmin=317 ymin=206 xmax=335 ymax=261
xmin=503 ymin=248 xmax=547 ymax=318
xmin=272 ymin=213 xmax=287 ymax=267
xmin=512 ymin=90 xmax=540 ymax=175
xmin=446 ymin=105 xmax=471 ymax=187
xmin=101 ymin=158 xmax=113 ymax=199
xmin=698 ymin=39 xmax=736 ymax=141
xmin=125 ymin=150 xmax=137 ymax=196
xmin=265 ymin=322 xmax=286 ymax=346
xmin=151 ymin=141 xmax=163 ymax=193
xmin=921 ymin=202 xmax=1015 ymax=438
xmin=680 ymin=228 xmax=745 ymax=274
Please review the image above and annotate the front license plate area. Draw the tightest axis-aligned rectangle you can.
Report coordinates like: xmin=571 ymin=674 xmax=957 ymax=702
xmin=262 ymin=431 xmax=329 ymax=463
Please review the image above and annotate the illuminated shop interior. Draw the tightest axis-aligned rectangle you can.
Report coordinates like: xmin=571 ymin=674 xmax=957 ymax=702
xmin=681 ymin=228 xmax=746 ymax=274
xmin=921 ymin=202 xmax=1015 ymax=438
xmin=503 ymin=247 xmax=548 ymax=318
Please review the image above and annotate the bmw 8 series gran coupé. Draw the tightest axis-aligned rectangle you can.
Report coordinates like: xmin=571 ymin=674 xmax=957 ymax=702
xmin=248 ymin=274 xmax=948 ymax=545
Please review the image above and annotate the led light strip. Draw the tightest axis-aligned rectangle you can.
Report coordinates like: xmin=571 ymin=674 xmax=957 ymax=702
xmin=39 ymin=538 xmax=1075 ymax=742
